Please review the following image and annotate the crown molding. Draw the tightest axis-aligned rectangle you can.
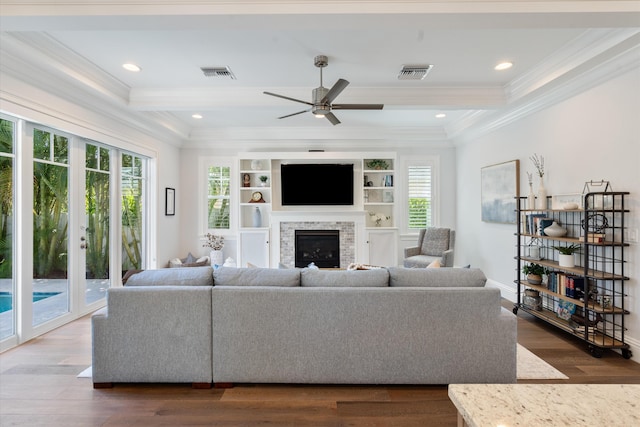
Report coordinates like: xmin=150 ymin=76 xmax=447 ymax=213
xmin=448 ymin=29 xmax=640 ymax=144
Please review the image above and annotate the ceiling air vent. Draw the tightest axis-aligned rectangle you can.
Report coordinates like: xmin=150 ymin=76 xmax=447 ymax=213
xmin=397 ymin=64 xmax=433 ymax=80
xmin=200 ymin=66 xmax=236 ymax=80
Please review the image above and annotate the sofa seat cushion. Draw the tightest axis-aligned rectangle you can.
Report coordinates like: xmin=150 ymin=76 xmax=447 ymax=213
xmin=301 ymin=268 xmax=389 ymax=287
xmin=387 ymin=267 xmax=486 ymax=287
xmin=213 ymin=266 xmax=300 ymax=287
xmin=124 ymin=266 xmax=213 ymax=286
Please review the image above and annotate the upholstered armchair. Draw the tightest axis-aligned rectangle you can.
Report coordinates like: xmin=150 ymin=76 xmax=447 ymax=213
xmin=403 ymin=228 xmax=456 ymax=268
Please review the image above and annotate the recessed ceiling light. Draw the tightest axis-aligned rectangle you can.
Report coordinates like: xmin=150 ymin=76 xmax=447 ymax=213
xmin=435 ymin=113 xmax=446 ymax=118
xmin=122 ymin=63 xmax=141 ymax=72
xmin=494 ymin=62 xmax=513 ymax=71
xmin=192 ymin=114 xmax=203 ymax=119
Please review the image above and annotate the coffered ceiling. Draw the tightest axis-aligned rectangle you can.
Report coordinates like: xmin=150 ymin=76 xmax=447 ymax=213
xmin=1 ymin=1 xmax=639 ymax=146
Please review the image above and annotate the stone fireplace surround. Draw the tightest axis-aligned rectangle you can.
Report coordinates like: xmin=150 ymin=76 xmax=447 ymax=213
xmin=271 ymin=211 xmax=366 ymax=269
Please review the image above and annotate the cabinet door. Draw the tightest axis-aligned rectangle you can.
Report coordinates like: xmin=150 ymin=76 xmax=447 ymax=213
xmin=367 ymin=229 xmax=398 ymax=267
xmin=239 ymin=230 xmax=270 ymax=268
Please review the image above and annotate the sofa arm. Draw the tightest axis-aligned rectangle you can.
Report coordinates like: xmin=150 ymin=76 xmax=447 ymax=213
xmin=404 ymin=246 xmax=420 ymax=258
xmin=441 ymin=249 xmax=454 ymax=267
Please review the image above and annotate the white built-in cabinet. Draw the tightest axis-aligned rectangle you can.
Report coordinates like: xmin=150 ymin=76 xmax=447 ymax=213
xmin=365 ymin=229 xmax=398 ymax=267
xmin=236 ymin=152 xmax=398 ymax=267
xmin=239 ymin=229 xmax=270 ymax=268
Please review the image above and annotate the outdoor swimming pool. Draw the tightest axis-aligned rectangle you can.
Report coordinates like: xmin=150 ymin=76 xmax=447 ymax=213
xmin=0 ymin=292 xmax=62 ymax=313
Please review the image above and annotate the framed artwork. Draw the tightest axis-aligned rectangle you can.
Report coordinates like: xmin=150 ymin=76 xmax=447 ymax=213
xmin=481 ymin=160 xmax=519 ymax=223
xmin=165 ymin=187 xmax=175 ymax=216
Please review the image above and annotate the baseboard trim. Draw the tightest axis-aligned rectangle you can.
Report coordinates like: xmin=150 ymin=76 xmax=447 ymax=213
xmin=487 ymin=278 xmax=516 ymax=302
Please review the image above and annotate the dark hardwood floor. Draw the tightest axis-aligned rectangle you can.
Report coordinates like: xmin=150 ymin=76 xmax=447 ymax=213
xmin=1 ymin=303 xmax=639 ymax=426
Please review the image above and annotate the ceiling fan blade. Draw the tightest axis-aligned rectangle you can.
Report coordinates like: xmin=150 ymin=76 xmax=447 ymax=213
xmin=321 ymin=79 xmax=349 ymax=104
xmin=325 ymin=112 xmax=341 ymax=125
xmin=264 ymin=91 xmax=314 ymax=106
xmin=278 ymin=109 xmax=311 ymax=119
xmin=332 ymin=104 xmax=384 ymax=110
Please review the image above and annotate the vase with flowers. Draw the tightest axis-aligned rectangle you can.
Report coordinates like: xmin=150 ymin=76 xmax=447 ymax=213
xmin=203 ymin=233 xmax=225 ymax=267
xmin=368 ymin=211 xmax=390 ymax=227
xmin=530 ymin=153 xmax=547 ymax=209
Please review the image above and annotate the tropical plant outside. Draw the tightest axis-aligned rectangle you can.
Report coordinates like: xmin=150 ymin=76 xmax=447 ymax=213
xmin=408 ymin=198 xmax=430 ymax=229
xmin=0 ymin=119 xmax=14 ymax=278
xmin=208 ymin=166 xmax=230 ymax=229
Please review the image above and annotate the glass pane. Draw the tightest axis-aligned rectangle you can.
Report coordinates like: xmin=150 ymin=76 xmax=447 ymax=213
xmin=86 ymin=169 xmax=110 ymax=304
xmin=0 ymin=156 xmax=14 ymax=339
xmin=134 ymin=157 xmax=142 ymax=177
xmin=53 ymin=135 xmax=69 ymax=164
xmin=122 ymin=176 xmax=143 ymax=272
xmin=100 ymin=147 xmax=110 ymax=171
xmin=86 ymin=144 xmax=98 ymax=169
xmin=33 ymin=129 xmax=51 ymax=160
xmin=122 ymin=153 xmax=132 ymax=169
xmin=408 ymin=166 xmax=432 ymax=229
xmin=208 ymin=199 xmax=230 ymax=229
xmin=0 ymin=119 xmax=12 ymax=153
xmin=33 ymin=161 xmax=69 ymax=326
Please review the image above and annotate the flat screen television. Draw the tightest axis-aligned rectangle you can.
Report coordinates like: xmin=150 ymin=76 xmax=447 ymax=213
xmin=281 ymin=163 xmax=354 ymax=206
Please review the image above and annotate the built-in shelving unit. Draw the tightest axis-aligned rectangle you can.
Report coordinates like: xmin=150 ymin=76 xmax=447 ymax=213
xmin=362 ymin=158 xmax=395 ymax=228
xmin=514 ymin=191 xmax=631 ymax=359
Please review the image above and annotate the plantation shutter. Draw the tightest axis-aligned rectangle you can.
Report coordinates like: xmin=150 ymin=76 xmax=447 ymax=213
xmin=408 ymin=166 xmax=432 ymax=229
xmin=207 ymin=166 xmax=231 ymax=229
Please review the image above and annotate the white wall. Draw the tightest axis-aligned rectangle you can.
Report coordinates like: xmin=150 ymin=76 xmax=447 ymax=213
xmin=456 ymin=67 xmax=640 ymax=357
xmin=178 ymin=145 xmax=457 ymax=266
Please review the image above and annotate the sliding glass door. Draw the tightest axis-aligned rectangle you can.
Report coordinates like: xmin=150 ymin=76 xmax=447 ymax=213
xmin=0 ymin=116 xmax=149 ymax=349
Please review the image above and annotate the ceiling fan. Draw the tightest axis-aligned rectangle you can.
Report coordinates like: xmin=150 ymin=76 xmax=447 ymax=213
xmin=264 ymin=55 xmax=384 ymax=125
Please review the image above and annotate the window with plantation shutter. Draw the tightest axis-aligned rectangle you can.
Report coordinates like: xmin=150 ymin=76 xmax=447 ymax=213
xmin=407 ymin=165 xmax=432 ymax=229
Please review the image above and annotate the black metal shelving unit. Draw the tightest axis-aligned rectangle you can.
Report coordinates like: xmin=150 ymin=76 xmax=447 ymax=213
xmin=514 ymin=191 xmax=632 ymax=359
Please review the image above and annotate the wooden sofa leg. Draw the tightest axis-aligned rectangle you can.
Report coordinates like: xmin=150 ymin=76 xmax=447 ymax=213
xmin=192 ymin=382 xmax=212 ymax=389
xmin=93 ymin=382 xmax=113 ymax=389
xmin=213 ymin=382 xmax=234 ymax=389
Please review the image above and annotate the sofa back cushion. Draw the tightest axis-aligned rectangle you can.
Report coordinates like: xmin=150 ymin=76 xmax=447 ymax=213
xmin=124 ymin=266 xmax=213 ymax=286
xmin=213 ymin=267 xmax=300 ymax=287
xmin=387 ymin=267 xmax=486 ymax=287
xmin=301 ymin=268 xmax=389 ymax=287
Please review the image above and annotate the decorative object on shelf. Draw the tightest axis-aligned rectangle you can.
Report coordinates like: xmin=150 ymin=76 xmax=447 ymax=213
xmin=203 ymin=233 xmax=225 ymax=268
xmin=368 ymin=211 xmax=390 ymax=227
xmin=250 ymin=159 xmax=262 ymax=170
xmin=249 ymin=191 xmax=265 ymax=203
xmin=539 ymin=218 xmax=554 ymax=236
xmin=382 ymin=190 xmax=394 ymax=203
xmin=223 ymin=257 xmax=237 ymax=267
xmin=481 ymin=159 xmax=519 ymax=224
xmin=530 ymin=153 xmax=547 ymax=209
xmin=551 ymin=193 xmax=583 ymax=210
xmin=528 ymin=244 xmax=541 ymax=260
xmin=242 ymin=173 xmax=251 ymax=187
xmin=522 ymin=263 xmax=547 ymax=285
xmin=366 ymin=159 xmax=389 ymax=170
xmin=543 ymin=221 xmax=567 ymax=237
xmin=252 ymin=206 xmax=262 ymax=228
xmin=526 ymin=172 xmax=535 ymax=209
xmin=581 ymin=213 xmax=608 ymax=234
xmin=259 ymin=175 xmax=268 ymax=187
xmin=523 ymin=289 xmax=542 ymax=311
xmin=553 ymin=244 xmax=581 ymax=268
xmin=583 ymin=180 xmax=613 ymax=209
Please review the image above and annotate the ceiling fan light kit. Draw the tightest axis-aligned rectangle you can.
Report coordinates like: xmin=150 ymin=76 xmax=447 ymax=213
xmin=264 ymin=55 xmax=383 ymax=125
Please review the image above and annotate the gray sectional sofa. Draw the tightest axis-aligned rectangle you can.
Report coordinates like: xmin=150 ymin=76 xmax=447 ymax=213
xmin=91 ymin=266 xmax=517 ymax=388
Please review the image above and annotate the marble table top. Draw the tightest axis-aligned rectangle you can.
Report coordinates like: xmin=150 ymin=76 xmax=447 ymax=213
xmin=448 ymin=384 xmax=640 ymax=427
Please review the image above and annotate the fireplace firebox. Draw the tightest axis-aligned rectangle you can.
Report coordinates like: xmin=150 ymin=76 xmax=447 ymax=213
xmin=295 ymin=230 xmax=340 ymax=268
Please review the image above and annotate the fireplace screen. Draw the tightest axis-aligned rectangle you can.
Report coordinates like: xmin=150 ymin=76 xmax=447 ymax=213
xmin=295 ymin=230 xmax=340 ymax=268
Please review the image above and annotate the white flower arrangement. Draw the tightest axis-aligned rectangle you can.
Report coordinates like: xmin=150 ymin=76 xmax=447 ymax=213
xmin=202 ymin=233 xmax=224 ymax=250
xmin=368 ymin=211 xmax=390 ymax=226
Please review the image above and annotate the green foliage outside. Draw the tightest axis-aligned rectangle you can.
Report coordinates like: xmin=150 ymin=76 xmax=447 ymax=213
xmin=208 ymin=166 xmax=230 ymax=229
xmin=0 ymin=119 xmax=13 ymax=278
xmin=408 ymin=197 xmax=431 ymax=229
